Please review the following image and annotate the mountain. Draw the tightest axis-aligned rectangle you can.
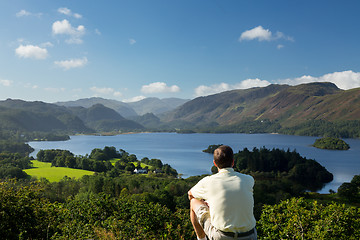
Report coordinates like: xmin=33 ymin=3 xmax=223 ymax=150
xmin=129 ymin=113 xmax=163 ymax=129
xmin=162 ymin=82 xmax=360 ymax=131
xmin=162 ymin=84 xmax=288 ymax=126
xmin=68 ymin=104 xmax=144 ymax=132
xmin=56 ymin=97 xmax=138 ymax=118
xmin=248 ymin=82 xmax=351 ymax=126
xmin=0 ymin=99 xmax=90 ymax=132
xmin=128 ymin=97 xmax=189 ymax=115
xmin=2 ymin=82 xmax=359 ymax=138
xmin=0 ymin=99 xmax=145 ymax=135
xmin=56 ymin=97 xmax=189 ymax=117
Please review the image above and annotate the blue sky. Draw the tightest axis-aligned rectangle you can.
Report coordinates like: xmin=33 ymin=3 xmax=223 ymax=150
xmin=1 ymin=0 xmax=360 ymax=103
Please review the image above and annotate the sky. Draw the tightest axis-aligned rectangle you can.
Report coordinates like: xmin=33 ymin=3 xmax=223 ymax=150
xmin=1 ymin=0 xmax=360 ymax=103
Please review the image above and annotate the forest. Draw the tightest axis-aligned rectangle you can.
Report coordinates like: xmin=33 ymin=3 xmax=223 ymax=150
xmin=0 ymin=136 xmax=360 ymax=239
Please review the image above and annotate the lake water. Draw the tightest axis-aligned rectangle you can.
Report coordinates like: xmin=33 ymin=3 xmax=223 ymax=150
xmin=28 ymin=133 xmax=360 ymax=193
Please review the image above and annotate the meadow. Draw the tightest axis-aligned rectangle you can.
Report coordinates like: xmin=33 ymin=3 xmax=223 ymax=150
xmin=24 ymin=160 xmax=95 ymax=182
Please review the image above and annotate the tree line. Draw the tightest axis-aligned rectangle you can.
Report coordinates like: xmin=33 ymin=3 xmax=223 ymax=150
xmin=192 ymin=119 xmax=360 ymax=138
xmin=36 ymin=146 xmax=178 ymax=177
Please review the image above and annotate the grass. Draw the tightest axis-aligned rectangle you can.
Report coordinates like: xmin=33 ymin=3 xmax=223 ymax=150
xmin=24 ymin=160 xmax=95 ymax=182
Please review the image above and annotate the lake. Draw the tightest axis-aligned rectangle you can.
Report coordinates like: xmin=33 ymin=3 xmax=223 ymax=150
xmin=28 ymin=133 xmax=360 ymax=193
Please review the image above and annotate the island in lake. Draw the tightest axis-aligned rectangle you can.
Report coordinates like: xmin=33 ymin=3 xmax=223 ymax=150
xmin=313 ymin=137 xmax=350 ymax=150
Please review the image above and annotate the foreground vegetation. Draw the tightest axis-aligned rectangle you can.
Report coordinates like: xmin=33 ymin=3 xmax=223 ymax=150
xmin=1 ymin=178 xmax=359 ymax=239
xmin=1 ymin=139 xmax=359 ymax=239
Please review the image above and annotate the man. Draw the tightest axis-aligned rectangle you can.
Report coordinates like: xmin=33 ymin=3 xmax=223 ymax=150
xmin=188 ymin=145 xmax=257 ymax=240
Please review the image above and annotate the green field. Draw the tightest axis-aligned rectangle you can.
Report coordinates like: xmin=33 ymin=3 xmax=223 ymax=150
xmin=25 ymin=160 xmax=95 ymax=182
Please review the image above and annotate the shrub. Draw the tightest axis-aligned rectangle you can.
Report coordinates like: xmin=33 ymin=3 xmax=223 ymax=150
xmin=257 ymin=197 xmax=360 ymax=239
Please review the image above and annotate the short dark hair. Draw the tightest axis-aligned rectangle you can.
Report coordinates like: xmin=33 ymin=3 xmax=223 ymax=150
xmin=214 ymin=145 xmax=234 ymax=169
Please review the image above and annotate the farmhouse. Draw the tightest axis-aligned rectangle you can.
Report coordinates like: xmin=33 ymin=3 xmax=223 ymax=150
xmin=134 ymin=168 xmax=148 ymax=174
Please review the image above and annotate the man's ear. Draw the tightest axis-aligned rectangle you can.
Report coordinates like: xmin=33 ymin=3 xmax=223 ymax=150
xmin=213 ymin=160 xmax=217 ymax=167
xmin=231 ymin=159 xmax=234 ymax=167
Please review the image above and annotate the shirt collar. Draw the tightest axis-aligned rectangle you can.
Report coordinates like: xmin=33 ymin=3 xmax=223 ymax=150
xmin=218 ymin=168 xmax=234 ymax=173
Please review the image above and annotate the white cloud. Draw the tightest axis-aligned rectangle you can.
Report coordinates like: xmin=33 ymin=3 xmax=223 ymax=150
xmin=95 ymin=29 xmax=102 ymax=35
xmin=240 ymin=26 xmax=272 ymax=41
xmin=41 ymin=42 xmax=54 ymax=48
xmin=90 ymin=87 xmax=122 ymax=97
xmin=58 ymin=7 xmax=71 ymax=15
xmin=113 ymin=91 xmax=122 ymax=97
xmin=123 ymin=96 xmax=147 ymax=103
xmin=278 ymin=70 xmax=360 ymax=90
xmin=16 ymin=9 xmax=42 ymax=18
xmin=233 ymin=78 xmax=271 ymax=89
xmin=54 ymin=57 xmax=88 ymax=70
xmin=0 ymin=79 xmax=12 ymax=87
xmin=129 ymin=38 xmax=136 ymax=45
xmin=72 ymin=88 xmax=83 ymax=92
xmin=24 ymin=83 xmax=38 ymax=89
xmin=16 ymin=10 xmax=31 ymax=17
xmin=194 ymin=78 xmax=271 ymax=97
xmin=73 ymin=13 xmax=82 ymax=19
xmin=58 ymin=7 xmax=82 ymax=19
xmin=44 ymin=87 xmax=66 ymax=93
xmin=195 ymin=83 xmax=231 ymax=97
xmin=141 ymin=82 xmax=180 ymax=94
xmin=90 ymin=87 xmax=114 ymax=95
xmin=52 ymin=19 xmax=85 ymax=44
xmin=239 ymin=26 xmax=293 ymax=42
xmin=15 ymin=44 xmax=48 ymax=59
xmin=277 ymin=44 xmax=284 ymax=49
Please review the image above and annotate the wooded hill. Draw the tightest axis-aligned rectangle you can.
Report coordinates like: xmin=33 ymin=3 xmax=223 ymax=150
xmin=0 ymin=99 xmax=90 ymax=133
xmin=162 ymin=82 xmax=360 ymax=137
xmin=0 ymin=99 xmax=143 ymax=136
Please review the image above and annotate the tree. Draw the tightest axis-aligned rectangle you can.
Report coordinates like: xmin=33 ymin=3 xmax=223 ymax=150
xmin=0 ymin=181 xmax=59 ymax=239
xmin=125 ymin=163 xmax=135 ymax=172
xmin=258 ymin=197 xmax=360 ymax=239
xmin=338 ymin=175 xmax=360 ymax=202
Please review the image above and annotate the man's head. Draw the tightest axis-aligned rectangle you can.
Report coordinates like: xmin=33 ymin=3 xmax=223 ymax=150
xmin=213 ymin=145 xmax=234 ymax=169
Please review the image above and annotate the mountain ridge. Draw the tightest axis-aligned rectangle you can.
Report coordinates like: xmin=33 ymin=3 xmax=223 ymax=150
xmin=161 ymin=82 xmax=360 ymax=132
xmin=56 ymin=97 xmax=189 ymax=117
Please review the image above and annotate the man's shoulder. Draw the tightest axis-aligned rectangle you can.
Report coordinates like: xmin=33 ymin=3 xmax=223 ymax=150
xmin=233 ymin=171 xmax=254 ymax=182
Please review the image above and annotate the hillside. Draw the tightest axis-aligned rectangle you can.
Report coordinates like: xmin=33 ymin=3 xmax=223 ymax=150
xmin=56 ymin=97 xmax=189 ymax=117
xmin=129 ymin=113 xmax=163 ymax=129
xmin=162 ymin=82 xmax=360 ymax=136
xmin=0 ymin=99 xmax=90 ymax=133
xmin=68 ymin=104 xmax=144 ymax=132
xmin=56 ymin=97 xmax=138 ymax=118
xmin=249 ymin=82 xmax=357 ymax=126
xmin=128 ymin=97 xmax=189 ymax=115
xmin=162 ymin=84 xmax=288 ymax=125
xmin=0 ymin=100 xmax=145 ymax=137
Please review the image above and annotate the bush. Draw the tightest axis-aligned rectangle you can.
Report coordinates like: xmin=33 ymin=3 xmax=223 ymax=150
xmin=0 ymin=180 xmax=59 ymax=239
xmin=257 ymin=198 xmax=360 ymax=239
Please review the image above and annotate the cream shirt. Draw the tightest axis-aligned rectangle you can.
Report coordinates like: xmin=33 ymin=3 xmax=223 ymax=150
xmin=190 ymin=168 xmax=256 ymax=233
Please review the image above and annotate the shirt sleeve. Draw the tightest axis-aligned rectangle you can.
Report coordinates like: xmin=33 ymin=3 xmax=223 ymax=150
xmin=190 ymin=176 xmax=209 ymax=200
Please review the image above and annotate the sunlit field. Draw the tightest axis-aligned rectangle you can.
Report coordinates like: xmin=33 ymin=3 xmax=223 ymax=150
xmin=24 ymin=160 xmax=95 ymax=182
